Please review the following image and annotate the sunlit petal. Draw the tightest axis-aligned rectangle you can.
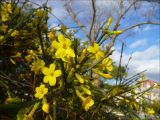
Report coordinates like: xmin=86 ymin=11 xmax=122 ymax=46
xmin=66 ymin=48 xmax=75 ymax=57
xmin=54 ymin=70 xmax=62 ymax=77
xmin=49 ymin=63 xmax=56 ymax=72
xmin=87 ymin=46 xmax=95 ymax=53
xmin=94 ymin=43 xmax=99 ymax=51
xmin=43 ymin=76 xmax=51 ymax=83
xmin=55 ymin=48 xmax=66 ymax=58
xmin=42 ymin=67 xmax=50 ymax=75
xmin=52 ymin=41 xmax=60 ymax=49
xmin=49 ymin=76 xmax=56 ymax=86
xmin=58 ymin=34 xmax=65 ymax=43
xmin=65 ymin=38 xmax=71 ymax=46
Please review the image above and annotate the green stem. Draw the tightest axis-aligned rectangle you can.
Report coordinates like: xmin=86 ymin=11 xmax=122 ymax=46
xmin=27 ymin=102 xmax=40 ymax=118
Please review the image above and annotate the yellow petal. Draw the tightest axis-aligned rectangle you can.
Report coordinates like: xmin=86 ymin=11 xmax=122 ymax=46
xmin=49 ymin=76 xmax=56 ymax=86
xmin=107 ymin=65 xmax=113 ymax=71
xmin=52 ymin=41 xmax=60 ymax=49
xmin=58 ymin=34 xmax=65 ymax=43
xmin=92 ymin=69 xmax=112 ymax=79
xmin=75 ymin=73 xmax=84 ymax=84
xmin=96 ymin=51 xmax=104 ymax=60
xmin=55 ymin=48 xmax=66 ymax=58
xmin=81 ymin=85 xmax=91 ymax=95
xmin=102 ymin=58 xmax=109 ymax=64
xmin=42 ymin=103 xmax=49 ymax=113
xmin=43 ymin=76 xmax=51 ymax=83
xmin=65 ymin=38 xmax=71 ymax=46
xmin=49 ymin=63 xmax=56 ymax=72
xmin=54 ymin=70 xmax=62 ymax=77
xmin=94 ymin=43 xmax=99 ymax=51
xmin=42 ymin=67 xmax=50 ymax=75
xmin=83 ymin=96 xmax=94 ymax=111
xmin=66 ymin=48 xmax=75 ymax=57
xmin=87 ymin=46 xmax=95 ymax=53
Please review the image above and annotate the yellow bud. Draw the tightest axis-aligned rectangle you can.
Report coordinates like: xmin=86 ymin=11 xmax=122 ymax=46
xmin=81 ymin=85 xmax=91 ymax=95
xmin=104 ymin=17 xmax=113 ymax=29
xmin=147 ymin=108 xmax=155 ymax=115
xmin=111 ymin=30 xmax=123 ymax=35
xmin=67 ymin=68 xmax=75 ymax=83
xmin=42 ymin=103 xmax=49 ymax=114
xmin=75 ymin=73 xmax=84 ymax=84
xmin=48 ymin=30 xmax=55 ymax=41
xmin=92 ymin=68 xmax=112 ymax=79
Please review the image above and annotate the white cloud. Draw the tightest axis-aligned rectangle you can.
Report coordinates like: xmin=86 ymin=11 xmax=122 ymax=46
xmin=110 ymin=45 xmax=160 ymax=82
xmin=143 ymin=25 xmax=151 ymax=31
xmin=129 ymin=39 xmax=146 ymax=48
xmin=133 ymin=45 xmax=159 ymax=59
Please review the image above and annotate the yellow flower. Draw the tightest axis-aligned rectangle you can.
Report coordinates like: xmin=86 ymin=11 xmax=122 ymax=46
xmin=0 ymin=24 xmax=8 ymax=32
xmin=82 ymin=96 xmax=94 ymax=111
xmin=87 ymin=43 xmax=104 ymax=60
xmin=1 ymin=3 xmax=12 ymax=22
xmin=1 ymin=3 xmax=12 ymax=13
xmin=9 ymin=29 xmax=19 ymax=37
xmin=35 ymin=84 xmax=48 ymax=99
xmin=101 ymin=58 xmax=113 ymax=71
xmin=75 ymin=90 xmax=94 ymax=111
xmin=31 ymin=59 xmax=45 ymax=74
xmin=35 ymin=9 xmax=44 ymax=18
xmin=147 ymin=108 xmax=155 ymax=115
xmin=25 ymin=50 xmax=37 ymax=62
xmin=42 ymin=63 xmax=62 ymax=86
xmin=42 ymin=103 xmax=49 ymax=113
xmin=52 ymin=34 xmax=75 ymax=61
xmin=1 ymin=13 xmax=10 ymax=22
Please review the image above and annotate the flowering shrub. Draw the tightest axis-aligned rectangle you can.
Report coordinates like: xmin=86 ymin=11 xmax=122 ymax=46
xmin=0 ymin=1 xmax=159 ymax=120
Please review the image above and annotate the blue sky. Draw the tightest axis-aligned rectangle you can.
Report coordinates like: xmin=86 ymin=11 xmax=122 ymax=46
xmin=34 ymin=0 xmax=160 ymax=82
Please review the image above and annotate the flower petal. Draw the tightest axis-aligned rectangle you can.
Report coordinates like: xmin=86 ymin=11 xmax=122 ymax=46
xmin=65 ymin=38 xmax=71 ymax=46
xmin=43 ymin=76 xmax=51 ymax=83
xmin=55 ymin=48 xmax=66 ymax=58
xmin=52 ymin=41 xmax=60 ymax=49
xmin=87 ymin=46 xmax=95 ymax=53
xmin=107 ymin=65 xmax=113 ymax=71
xmin=66 ymin=48 xmax=75 ymax=57
xmin=94 ymin=43 xmax=99 ymax=51
xmin=54 ymin=70 xmax=62 ymax=77
xmin=42 ymin=67 xmax=50 ymax=75
xmin=49 ymin=63 xmax=56 ymax=72
xmin=58 ymin=34 xmax=65 ymax=43
xmin=49 ymin=76 xmax=56 ymax=86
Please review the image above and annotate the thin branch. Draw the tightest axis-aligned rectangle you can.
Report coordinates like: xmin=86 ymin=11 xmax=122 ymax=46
xmin=123 ymin=22 xmax=160 ymax=32
xmin=64 ymin=1 xmax=89 ymax=38
xmin=89 ymin=0 xmax=96 ymax=43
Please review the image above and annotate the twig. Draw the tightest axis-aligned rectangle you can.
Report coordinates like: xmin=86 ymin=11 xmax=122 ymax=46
xmin=65 ymin=1 xmax=89 ymax=38
xmin=89 ymin=0 xmax=96 ymax=43
xmin=123 ymin=22 xmax=160 ymax=32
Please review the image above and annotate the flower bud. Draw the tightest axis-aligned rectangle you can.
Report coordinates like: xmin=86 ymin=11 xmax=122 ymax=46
xmin=92 ymin=68 xmax=112 ymax=79
xmin=42 ymin=103 xmax=49 ymax=114
xmin=104 ymin=17 xmax=112 ymax=30
xmin=75 ymin=73 xmax=84 ymax=84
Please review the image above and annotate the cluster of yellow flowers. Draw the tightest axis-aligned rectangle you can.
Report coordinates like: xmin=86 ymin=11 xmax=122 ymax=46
xmin=32 ymin=31 xmax=113 ymax=113
xmin=1 ymin=3 xmax=12 ymax=22
xmin=52 ymin=34 xmax=75 ymax=61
